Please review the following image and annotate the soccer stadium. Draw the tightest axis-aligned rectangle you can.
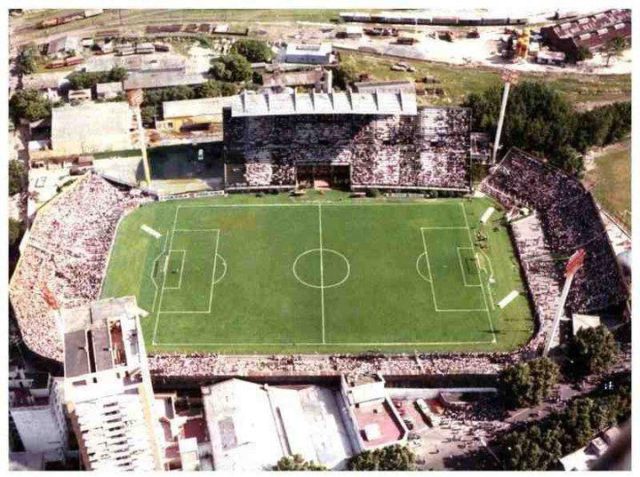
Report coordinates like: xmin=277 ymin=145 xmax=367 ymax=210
xmin=9 ymin=89 xmax=628 ymax=376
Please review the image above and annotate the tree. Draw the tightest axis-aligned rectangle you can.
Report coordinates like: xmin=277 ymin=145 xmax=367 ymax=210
xmin=348 ymin=445 xmax=416 ymax=471
xmin=197 ymin=80 xmax=238 ymax=98
xmin=9 ymin=219 xmax=23 ymax=247
xmin=569 ymin=325 xmax=618 ymax=377
xmin=9 ymin=160 xmax=27 ymax=196
xmin=273 ymin=454 xmax=326 ymax=471
xmin=9 ymin=89 xmax=51 ymax=122
xmin=209 ymin=54 xmax=253 ymax=83
xmin=15 ymin=44 xmax=38 ymax=76
xmin=334 ymin=55 xmax=359 ymax=90
xmin=67 ymin=67 xmax=128 ymax=90
xmin=498 ymin=358 xmax=559 ymax=409
xmin=230 ymin=39 xmax=273 ymax=63
xmin=602 ymin=37 xmax=627 ymax=67
xmin=572 ymin=46 xmax=593 ymax=63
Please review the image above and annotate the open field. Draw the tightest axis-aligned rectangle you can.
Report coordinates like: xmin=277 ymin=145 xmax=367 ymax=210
xmin=101 ymin=192 xmax=533 ymax=354
xmin=585 ymin=140 xmax=631 ymax=230
xmin=338 ymin=51 xmax=631 ymax=107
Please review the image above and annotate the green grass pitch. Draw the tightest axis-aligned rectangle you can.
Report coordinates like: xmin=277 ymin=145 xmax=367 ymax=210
xmin=101 ymin=192 xmax=534 ymax=354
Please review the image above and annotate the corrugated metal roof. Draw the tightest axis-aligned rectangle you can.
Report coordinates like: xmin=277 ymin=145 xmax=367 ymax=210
xmin=229 ymin=90 xmax=417 ymax=117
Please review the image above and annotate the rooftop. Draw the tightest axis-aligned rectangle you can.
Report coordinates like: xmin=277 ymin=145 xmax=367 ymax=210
xmin=352 ymin=400 xmax=405 ymax=449
xmin=163 ymin=95 xmax=237 ymax=119
xmin=123 ymin=71 xmax=206 ymax=90
xmin=228 ymin=90 xmax=417 ymax=117
xmin=51 ymin=101 xmax=134 ymax=155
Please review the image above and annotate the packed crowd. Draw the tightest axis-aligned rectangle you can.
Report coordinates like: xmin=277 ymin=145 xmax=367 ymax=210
xmin=482 ymin=148 xmax=628 ymax=315
xmin=510 ymin=214 xmax=563 ymax=352
xmin=9 ymin=173 xmax=149 ymax=361
xmin=147 ymin=351 xmax=519 ymax=379
xmin=224 ymin=108 xmax=471 ymax=190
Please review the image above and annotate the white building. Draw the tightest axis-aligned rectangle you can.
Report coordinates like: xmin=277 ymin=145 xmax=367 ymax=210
xmin=202 ymin=379 xmax=353 ymax=471
xmin=284 ymin=43 xmax=334 ymax=65
xmin=9 ymin=367 xmax=68 ymax=462
xmin=62 ymin=296 xmax=164 ymax=471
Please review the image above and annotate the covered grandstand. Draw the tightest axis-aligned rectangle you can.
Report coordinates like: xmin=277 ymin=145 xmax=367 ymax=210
xmin=222 ymin=90 xmax=472 ymax=192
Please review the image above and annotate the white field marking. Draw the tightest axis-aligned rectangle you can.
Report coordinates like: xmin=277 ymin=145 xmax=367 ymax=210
xmin=460 ymin=202 xmax=497 ymax=344
xmin=292 ymin=249 xmax=351 ymax=289
xmin=318 ymin=204 xmax=325 ymax=344
xmin=141 ymin=224 xmax=162 ymax=239
xmin=158 ymin=230 xmax=220 ymax=314
xmin=149 ymin=235 xmax=169 ymax=313
xmin=174 ymin=202 xmax=460 ymax=209
xmin=420 ymin=226 xmax=469 ymax=230
xmin=477 ymin=249 xmax=496 ymax=311
xmin=153 ymin=207 xmax=180 ymax=345
xmin=456 ymin=247 xmax=482 ymax=288
xmin=213 ymin=254 xmax=227 ymax=285
xmin=498 ymin=290 xmax=520 ymax=309
xmin=415 ymin=252 xmax=431 ymax=282
xmin=420 ymin=228 xmax=488 ymax=312
xmin=155 ymin=340 xmax=496 ymax=346
xmin=480 ymin=207 xmax=495 ymax=224
xmin=164 ymin=250 xmax=186 ymax=290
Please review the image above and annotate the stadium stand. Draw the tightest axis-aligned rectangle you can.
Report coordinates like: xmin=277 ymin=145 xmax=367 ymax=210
xmin=482 ymin=148 xmax=628 ymax=317
xmin=222 ymin=91 xmax=471 ymax=191
xmin=9 ymin=173 xmax=149 ymax=361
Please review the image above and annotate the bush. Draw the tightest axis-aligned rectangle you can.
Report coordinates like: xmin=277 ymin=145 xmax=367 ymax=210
xmin=15 ymin=44 xmax=38 ymax=76
xmin=366 ymin=188 xmax=381 ymax=198
xmin=196 ymin=80 xmax=238 ymax=98
xmin=334 ymin=55 xmax=359 ymax=90
xmin=209 ymin=54 xmax=253 ymax=83
xmin=230 ymin=39 xmax=273 ymax=63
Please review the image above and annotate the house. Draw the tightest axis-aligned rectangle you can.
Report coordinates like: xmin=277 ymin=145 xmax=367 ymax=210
xmin=96 ymin=81 xmax=124 ymax=100
xmin=67 ymin=88 xmax=92 ymax=104
xmin=47 ymin=36 xmax=80 ymax=56
xmin=21 ymin=73 xmax=65 ymax=102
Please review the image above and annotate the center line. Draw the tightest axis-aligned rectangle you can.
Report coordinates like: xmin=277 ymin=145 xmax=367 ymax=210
xmin=318 ymin=204 xmax=326 ymax=343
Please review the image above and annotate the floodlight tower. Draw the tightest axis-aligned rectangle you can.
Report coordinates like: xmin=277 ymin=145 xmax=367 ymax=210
xmin=543 ymin=249 xmax=586 ymax=357
xmin=491 ymin=70 xmax=519 ymax=164
xmin=127 ymin=89 xmax=152 ymax=185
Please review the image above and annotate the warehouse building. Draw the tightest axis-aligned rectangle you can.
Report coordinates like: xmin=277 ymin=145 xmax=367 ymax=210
xmin=202 ymin=379 xmax=354 ymax=470
xmin=541 ymin=9 xmax=631 ymax=58
xmin=157 ymin=95 xmax=238 ymax=133
xmin=284 ymin=43 xmax=334 ymax=65
xmin=51 ymin=102 xmax=134 ymax=155
xmin=123 ymin=71 xmax=207 ymax=90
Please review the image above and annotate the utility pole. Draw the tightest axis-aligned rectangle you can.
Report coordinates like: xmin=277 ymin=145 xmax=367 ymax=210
xmin=543 ymin=249 xmax=586 ymax=357
xmin=491 ymin=70 xmax=519 ymax=164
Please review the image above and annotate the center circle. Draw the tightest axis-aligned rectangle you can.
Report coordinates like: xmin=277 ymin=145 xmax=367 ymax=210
xmin=293 ymin=248 xmax=350 ymax=289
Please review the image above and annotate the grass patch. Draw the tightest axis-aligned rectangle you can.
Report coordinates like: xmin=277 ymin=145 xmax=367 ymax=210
xmin=585 ymin=140 xmax=631 ymax=230
xmin=101 ymin=192 xmax=533 ymax=354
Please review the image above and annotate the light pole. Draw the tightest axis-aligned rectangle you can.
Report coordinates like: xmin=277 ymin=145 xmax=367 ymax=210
xmin=543 ymin=249 xmax=586 ymax=357
xmin=491 ymin=70 xmax=519 ymax=164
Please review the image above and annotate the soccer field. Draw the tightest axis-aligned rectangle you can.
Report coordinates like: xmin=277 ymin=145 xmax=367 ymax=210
xmin=101 ymin=193 xmax=534 ymax=353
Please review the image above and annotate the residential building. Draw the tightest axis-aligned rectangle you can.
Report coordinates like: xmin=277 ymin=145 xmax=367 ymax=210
xmin=62 ymin=296 xmax=164 ymax=471
xmin=47 ymin=36 xmax=80 ymax=56
xmin=9 ymin=366 xmax=68 ymax=462
xmin=96 ymin=81 xmax=124 ymax=100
